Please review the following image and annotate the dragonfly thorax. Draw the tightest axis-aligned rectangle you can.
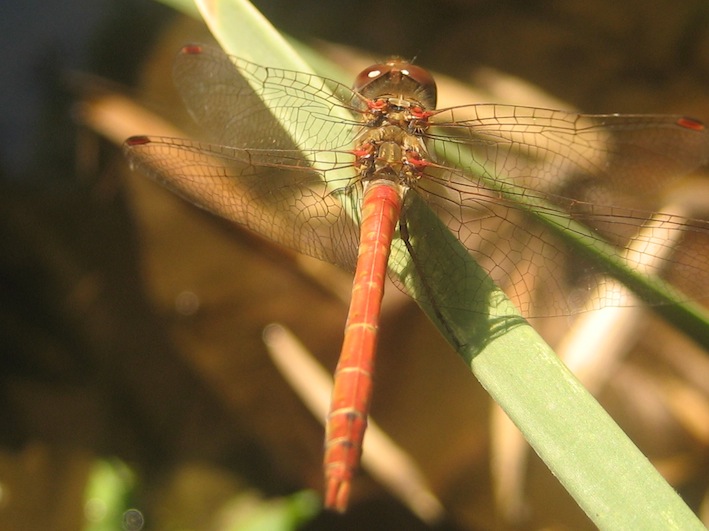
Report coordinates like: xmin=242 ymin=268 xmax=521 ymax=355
xmin=362 ymin=98 xmax=431 ymax=135
xmin=354 ymin=125 xmax=429 ymax=186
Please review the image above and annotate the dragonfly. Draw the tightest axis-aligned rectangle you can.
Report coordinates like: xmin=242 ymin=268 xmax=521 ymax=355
xmin=124 ymin=44 xmax=709 ymax=512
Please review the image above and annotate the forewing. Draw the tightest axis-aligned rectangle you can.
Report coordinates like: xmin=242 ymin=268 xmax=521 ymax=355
xmin=172 ymin=44 xmax=363 ymax=152
xmin=429 ymin=104 xmax=709 ymax=209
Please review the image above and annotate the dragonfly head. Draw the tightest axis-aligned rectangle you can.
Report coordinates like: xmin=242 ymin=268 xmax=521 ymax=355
xmin=353 ymin=58 xmax=437 ymax=111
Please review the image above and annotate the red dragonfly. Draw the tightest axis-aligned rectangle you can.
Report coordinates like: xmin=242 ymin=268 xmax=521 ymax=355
xmin=124 ymin=44 xmax=709 ymax=511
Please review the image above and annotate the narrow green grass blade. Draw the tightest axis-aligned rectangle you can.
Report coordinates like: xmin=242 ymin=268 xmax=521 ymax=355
xmin=153 ymin=1 xmax=705 ymax=527
xmin=401 ymin=196 xmax=704 ymax=529
xmin=194 ymin=0 xmax=311 ymax=71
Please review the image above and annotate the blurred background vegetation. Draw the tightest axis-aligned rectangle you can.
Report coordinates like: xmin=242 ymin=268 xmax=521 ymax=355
xmin=1 ymin=0 xmax=709 ymax=529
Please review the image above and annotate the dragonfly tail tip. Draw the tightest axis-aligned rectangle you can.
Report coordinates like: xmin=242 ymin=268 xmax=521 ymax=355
xmin=324 ymin=477 xmax=351 ymax=513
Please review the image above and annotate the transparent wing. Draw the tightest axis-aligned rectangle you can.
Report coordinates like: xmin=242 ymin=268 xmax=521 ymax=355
xmin=429 ymin=105 xmax=709 ymax=205
xmin=172 ymin=44 xmax=364 ymax=151
xmin=124 ymin=136 xmax=361 ymax=271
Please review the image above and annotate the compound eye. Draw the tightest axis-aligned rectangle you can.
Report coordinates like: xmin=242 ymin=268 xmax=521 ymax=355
xmin=393 ymin=63 xmax=436 ymax=100
xmin=353 ymin=63 xmax=392 ymax=93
